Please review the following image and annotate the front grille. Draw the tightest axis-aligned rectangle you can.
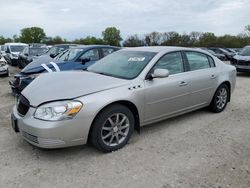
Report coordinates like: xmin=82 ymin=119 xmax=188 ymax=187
xmin=237 ymin=60 xmax=250 ymax=66
xmin=17 ymin=95 xmax=30 ymax=116
xmin=22 ymin=131 xmax=38 ymax=144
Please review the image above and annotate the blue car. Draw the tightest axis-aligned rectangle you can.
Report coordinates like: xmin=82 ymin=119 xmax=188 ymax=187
xmin=9 ymin=45 xmax=120 ymax=94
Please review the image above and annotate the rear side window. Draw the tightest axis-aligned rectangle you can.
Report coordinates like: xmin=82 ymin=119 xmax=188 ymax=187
xmin=154 ymin=52 xmax=184 ymax=75
xmin=185 ymin=52 xmax=211 ymax=71
xmin=103 ymin=48 xmax=115 ymax=57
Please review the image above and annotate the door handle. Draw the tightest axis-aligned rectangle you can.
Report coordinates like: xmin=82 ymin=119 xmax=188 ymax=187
xmin=179 ymin=81 xmax=188 ymax=86
xmin=210 ymin=75 xmax=217 ymax=79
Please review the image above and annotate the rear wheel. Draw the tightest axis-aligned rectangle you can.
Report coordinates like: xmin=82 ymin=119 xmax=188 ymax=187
xmin=90 ymin=104 xmax=134 ymax=152
xmin=210 ymin=84 xmax=229 ymax=113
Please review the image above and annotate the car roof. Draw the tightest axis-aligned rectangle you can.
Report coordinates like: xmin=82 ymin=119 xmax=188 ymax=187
xmin=4 ymin=42 xmax=28 ymax=46
xmin=70 ymin=45 xmax=120 ymax=49
xmin=121 ymin=46 xmax=205 ymax=53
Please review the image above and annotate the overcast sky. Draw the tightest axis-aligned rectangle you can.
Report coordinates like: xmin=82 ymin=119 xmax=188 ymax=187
xmin=0 ymin=0 xmax=249 ymax=40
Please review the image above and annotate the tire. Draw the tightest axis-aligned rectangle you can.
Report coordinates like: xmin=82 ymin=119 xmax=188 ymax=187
xmin=210 ymin=84 xmax=229 ymax=113
xmin=90 ymin=104 xmax=135 ymax=152
xmin=4 ymin=69 xmax=9 ymax=77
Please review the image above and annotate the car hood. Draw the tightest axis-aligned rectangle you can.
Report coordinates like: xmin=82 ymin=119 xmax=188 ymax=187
xmin=233 ymin=54 xmax=250 ymax=61
xmin=22 ymin=71 xmax=130 ymax=106
xmin=21 ymin=54 xmax=55 ymax=74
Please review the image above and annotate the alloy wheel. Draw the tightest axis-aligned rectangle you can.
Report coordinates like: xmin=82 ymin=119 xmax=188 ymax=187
xmin=101 ymin=113 xmax=130 ymax=147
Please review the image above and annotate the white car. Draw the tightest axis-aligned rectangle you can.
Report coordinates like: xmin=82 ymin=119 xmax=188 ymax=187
xmin=0 ymin=55 xmax=9 ymax=77
xmin=4 ymin=43 xmax=28 ymax=66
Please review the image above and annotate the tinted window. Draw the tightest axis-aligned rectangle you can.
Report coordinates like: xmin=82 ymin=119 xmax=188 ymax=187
xmin=80 ymin=49 xmax=99 ymax=61
xmin=154 ymin=52 xmax=184 ymax=75
xmin=186 ymin=52 xmax=211 ymax=71
xmin=103 ymin=48 xmax=115 ymax=57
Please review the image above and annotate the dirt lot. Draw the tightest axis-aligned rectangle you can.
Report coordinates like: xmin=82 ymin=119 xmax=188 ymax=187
xmin=0 ymin=66 xmax=249 ymax=188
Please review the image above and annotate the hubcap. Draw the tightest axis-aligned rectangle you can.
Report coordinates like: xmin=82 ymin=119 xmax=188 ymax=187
xmin=216 ymin=88 xmax=227 ymax=110
xmin=101 ymin=113 xmax=130 ymax=147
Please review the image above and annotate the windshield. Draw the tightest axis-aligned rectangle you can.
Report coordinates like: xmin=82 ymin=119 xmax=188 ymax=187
xmin=56 ymin=48 xmax=83 ymax=61
xmin=88 ymin=51 xmax=156 ymax=79
xmin=10 ymin=45 xmax=26 ymax=52
xmin=239 ymin=46 xmax=250 ymax=56
xmin=29 ymin=48 xmax=48 ymax=56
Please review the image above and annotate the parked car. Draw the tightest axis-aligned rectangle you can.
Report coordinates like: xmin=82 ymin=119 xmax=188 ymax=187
xmin=201 ymin=48 xmax=227 ymax=61
xmin=4 ymin=43 xmax=28 ymax=66
xmin=29 ymin=43 xmax=47 ymax=48
xmin=0 ymin=55 xmax=9 ymax=77
xmin=11 ymin=46 xmax=236 ymax=152
xmin=209 ymin=47 xmax=236 ymax=60
xmin=0 ymin=45 xmax=5 ymax=55
xmin=17 ymin=46 xmax=48 ymax=69
xmin=230 ymin=45 xmax=250 ymax=72
xmin=21 ymin=44 xmax=77 ymax=72
xmin=9 ymin=45 xmax=120 ymax=94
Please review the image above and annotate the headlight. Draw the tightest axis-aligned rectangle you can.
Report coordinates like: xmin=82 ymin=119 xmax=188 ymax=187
xmin=34 ymin=100 xmax=83 ymax=121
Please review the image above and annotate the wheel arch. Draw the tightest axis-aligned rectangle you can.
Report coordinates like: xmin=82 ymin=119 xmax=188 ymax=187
xmin=87 ymin=100 xmax=140 ymax=143
xmin=216 ymin=81 xmax=231 ymax=102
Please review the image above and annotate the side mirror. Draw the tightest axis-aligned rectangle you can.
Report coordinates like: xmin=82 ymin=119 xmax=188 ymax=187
xmin=80 ymin=58 xmax=91 ymax=64
xmin=151 ymin=68 xmax=170 ymax=79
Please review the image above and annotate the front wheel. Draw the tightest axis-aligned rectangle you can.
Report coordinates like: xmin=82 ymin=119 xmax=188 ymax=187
xmin=90 ymin=104 xmax=135 ymax=152
xmin=210 ymin=84 xmax=229 ymax=113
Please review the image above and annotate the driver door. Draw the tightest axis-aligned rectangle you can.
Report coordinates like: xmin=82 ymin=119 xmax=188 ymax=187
xmin=144 ymin=52 xmax=190 ymax=122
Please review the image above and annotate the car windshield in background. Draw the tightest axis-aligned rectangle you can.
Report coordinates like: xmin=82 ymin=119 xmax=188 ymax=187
xmin=56 ymin=48 xmax=83 ymax=61
xmin=10 ymin=46 xmax=25 ymax=52
xmin=88 ymin=51 xmax=156 ymax=79
xmin=29 ymin=48 xmax=48 ymax=56
xmin=239 ymin=47 xmax=250 ymax=56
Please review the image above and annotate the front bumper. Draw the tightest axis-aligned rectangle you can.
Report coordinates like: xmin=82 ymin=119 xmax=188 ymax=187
xmin=9 ymin=76 xmax=33 ymax=94
xmin=0 ymin=65 xmax=8 ymax=74
xmin=11 ymin=105 xmax=92 ymax=149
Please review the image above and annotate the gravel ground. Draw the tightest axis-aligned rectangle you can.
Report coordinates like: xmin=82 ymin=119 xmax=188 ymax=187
xmin=0 ymin=65 xmax=249 ymax=188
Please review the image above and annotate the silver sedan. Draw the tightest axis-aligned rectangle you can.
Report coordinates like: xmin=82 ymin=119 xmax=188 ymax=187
xmin=11 ymin=47 xmax=236 ymax=152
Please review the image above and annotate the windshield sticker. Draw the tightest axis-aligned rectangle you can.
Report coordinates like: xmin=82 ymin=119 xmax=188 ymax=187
xmin=128 ymin=57 xmax=146 ymax=62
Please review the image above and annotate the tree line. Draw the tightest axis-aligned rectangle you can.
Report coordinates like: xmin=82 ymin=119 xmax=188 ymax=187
xmin=0 ymin=25 xmax=250 ymax=48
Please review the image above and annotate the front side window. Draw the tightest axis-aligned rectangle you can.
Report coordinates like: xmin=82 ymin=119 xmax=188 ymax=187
xmin=185 ymin=52 xmax=211 ymax=71
xmin=88 ymin=51 xmax=156 ymax=79
xmin=23 ymin=47 xmax=29 ymax=54
xmin=80 ymin=49 xmax=99 ymax=61
xmin=154 ymin=52 xmax=184 ymax=75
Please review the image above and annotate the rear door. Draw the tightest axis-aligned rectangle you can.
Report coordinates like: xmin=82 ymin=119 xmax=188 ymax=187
xmin=183 ymin=51 xmax=218 ymax=108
